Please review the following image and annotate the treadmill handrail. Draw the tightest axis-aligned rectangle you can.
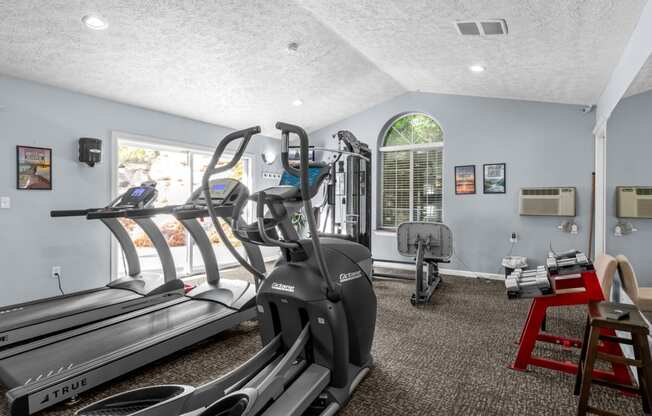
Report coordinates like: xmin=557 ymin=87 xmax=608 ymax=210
xmin=50 ymin=209 xmax=94 ymax=217
xmin=86 ymin=209 xmax=130 ymax=219
xmin=125 ymin=205 xmax=178 ymax=218
xmin=202 ymin=126 xmax=266 ymax=282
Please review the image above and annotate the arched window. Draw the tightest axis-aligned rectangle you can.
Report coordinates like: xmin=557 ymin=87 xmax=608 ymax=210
xmin=380 ymin=113 xmax=443 ymax=228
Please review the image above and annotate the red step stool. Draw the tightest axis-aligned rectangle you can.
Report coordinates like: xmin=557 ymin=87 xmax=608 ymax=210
xmin=511 ymin=267 xmax=632 ymax=387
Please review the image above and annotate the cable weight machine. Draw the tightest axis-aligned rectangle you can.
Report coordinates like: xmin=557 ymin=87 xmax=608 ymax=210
xmin=315 ymin=130 xmax=372 ymax=250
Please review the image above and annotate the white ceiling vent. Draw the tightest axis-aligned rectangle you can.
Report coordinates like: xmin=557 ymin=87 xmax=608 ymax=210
xmin=455 ymin=19 xmax=508 ymax=36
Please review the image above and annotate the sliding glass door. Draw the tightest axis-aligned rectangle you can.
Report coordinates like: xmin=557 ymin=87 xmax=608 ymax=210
xmin=115 ymin=136 xmax=251 ymax=279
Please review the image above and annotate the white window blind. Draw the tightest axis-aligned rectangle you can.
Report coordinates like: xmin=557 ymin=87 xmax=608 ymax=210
xmin=380 ymin=114 xmax=444 ymax=229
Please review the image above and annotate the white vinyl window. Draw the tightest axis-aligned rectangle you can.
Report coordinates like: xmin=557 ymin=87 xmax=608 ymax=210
xmin=113 ymin=135 xmax=251 ymax=278
xmin=380 ymin=113 xmax=444 ymax=229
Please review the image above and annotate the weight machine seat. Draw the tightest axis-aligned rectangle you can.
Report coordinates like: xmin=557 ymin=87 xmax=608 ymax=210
xmin=617 ymin=255 xmax=652 ymax=312
xmin=396 ymin=222 xmax=452 ymax=262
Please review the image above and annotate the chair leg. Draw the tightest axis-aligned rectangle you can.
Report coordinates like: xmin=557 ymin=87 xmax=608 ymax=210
xmin=633 ymin=333 xmax=652 ymax=414
xmin=575 ymin=316 xmax=591 ymax=396
xmin=577 ymin=327 xmax=600 ymax=416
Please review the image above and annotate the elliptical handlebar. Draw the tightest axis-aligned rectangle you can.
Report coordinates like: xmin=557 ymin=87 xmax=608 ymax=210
xmin=202 ymin=126 xmax=266 ymax=282
xmin=205 ymin=126 xmax=260 ymax=178
xmin=255 ymin=192 xmax=299 ymax=249
xmin=275 ymin=122 xmax=341 ymax=302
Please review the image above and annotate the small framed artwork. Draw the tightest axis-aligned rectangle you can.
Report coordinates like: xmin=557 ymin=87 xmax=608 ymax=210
xmin=455 ymin=165 xmax=476 ymax=195
xmin=17 ymin=146 xmax=52 ymax=190
xmin=483 ymin=163 xmax=506 ymax=194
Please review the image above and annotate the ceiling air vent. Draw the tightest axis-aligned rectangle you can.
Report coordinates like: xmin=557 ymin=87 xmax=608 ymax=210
xmin=455 ymin=19 xmax=508 ymax=36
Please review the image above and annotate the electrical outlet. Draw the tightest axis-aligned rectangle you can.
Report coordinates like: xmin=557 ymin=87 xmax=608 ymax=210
xmin=51 ymin=266 xmax=61 ymax=279
xmin=262 ymin=172 xmax=281 ymax=180
xmin=510 ymin=232 xmax=518 ymax=243
xmin=0 ymin=197 xmax=9 ymax=209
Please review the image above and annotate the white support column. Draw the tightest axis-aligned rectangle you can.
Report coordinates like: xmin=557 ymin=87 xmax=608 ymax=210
xmin=594 ymin=124 xmax=607 ymax=257
xmin=594 ymin=2 xmax=652 ymax=133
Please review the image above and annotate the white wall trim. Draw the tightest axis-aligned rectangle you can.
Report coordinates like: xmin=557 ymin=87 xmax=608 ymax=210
xmin=594 ymin=125 xmax=607 ymax=257
xmin=373 ymin=261 xmax=504 ymax=281
xmin=379 ymin=142 xmax=443 ymax=152
xmin=594 ymin=2 xmax=652 ymax=133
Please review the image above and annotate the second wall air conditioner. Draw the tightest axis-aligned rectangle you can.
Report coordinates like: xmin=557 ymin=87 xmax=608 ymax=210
xmin=617 ymin=186 xmax=652 ymax=218
xmin=519 ymin=187 xmax=576 ymax=217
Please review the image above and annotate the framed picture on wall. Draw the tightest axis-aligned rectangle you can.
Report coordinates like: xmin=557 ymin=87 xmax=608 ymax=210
xmin=16 ymin=146 xmax=52 ymax=190
xmin=455 ymin=165 xmax=476 ymax=194
xmin=483 ymin=163 xmax=506 ymax=194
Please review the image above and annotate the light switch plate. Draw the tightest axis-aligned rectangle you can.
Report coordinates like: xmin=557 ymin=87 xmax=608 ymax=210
xmin=0 ymin=197 xmax=10 ymax=209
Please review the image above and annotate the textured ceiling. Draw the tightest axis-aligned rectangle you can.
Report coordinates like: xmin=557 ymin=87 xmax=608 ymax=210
xmin=299 ymin=0 xmax=647 ymax=106
xmin=0 ymin=0 xmax=404 ymax=135
xmin=625 ymin=54 xmax=652 ymax=97
xmin=0 ymin=1 xmax=647 ymax=134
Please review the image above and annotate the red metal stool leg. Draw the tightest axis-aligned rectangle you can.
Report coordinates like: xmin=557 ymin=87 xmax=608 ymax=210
xmin=512 ymin=299 xmax=547 ymax=371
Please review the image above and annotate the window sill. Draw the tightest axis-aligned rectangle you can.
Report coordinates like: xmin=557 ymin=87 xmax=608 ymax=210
xmin=373 ymin=229 xmax=397 ymax=236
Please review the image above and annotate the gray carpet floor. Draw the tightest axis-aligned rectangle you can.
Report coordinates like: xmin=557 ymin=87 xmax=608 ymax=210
xmin=0 ymin=272 xmax=644 ymax=415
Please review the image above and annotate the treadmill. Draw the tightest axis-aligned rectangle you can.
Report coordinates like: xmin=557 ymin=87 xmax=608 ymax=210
xmin=0 ymin=182 xmax=185 ymax=349
xmin=0 ymin=132 xmax=265 ymax=416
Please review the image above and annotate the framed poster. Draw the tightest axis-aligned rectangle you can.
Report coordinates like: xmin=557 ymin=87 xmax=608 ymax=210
xmin=17 ymin=146 xmax=52 ymax=190
xmin=455 ymin=165 xmax=476 ymax=194
xmin=483 ymin=163 xmax=506 ymax=194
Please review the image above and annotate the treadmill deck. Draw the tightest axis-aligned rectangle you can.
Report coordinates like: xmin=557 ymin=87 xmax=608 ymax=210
xmin=0 ymin=299 xmax=230 ymax=388
xmin=0 ymin=288 xmax=141 ymax=333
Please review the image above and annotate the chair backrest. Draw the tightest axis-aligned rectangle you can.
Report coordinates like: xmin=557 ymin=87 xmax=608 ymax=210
xmin=594 ymin=254 xmax=618 ymax=300
xmin=616 ymin=255 xmax=640 ymax=304
xmin=396 ymin=222 xmax=453 ymax=261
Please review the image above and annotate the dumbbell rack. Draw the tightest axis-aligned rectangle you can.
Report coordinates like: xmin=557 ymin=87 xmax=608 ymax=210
xmin=510 ymin=253 xmax=633 ymax=389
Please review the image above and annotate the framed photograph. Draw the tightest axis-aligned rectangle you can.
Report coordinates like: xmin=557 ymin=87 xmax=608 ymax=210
xmin=455 ymin=165 xmax=476 ymax=195
xmin=483 ymin=163 xmax=506 ymax=194
xmin=17 ymin=146 xmax=52 ymax=190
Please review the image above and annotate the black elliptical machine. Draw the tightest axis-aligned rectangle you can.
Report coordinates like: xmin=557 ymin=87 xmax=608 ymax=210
xmin=75 ymin=123 xmax=377 ymax=416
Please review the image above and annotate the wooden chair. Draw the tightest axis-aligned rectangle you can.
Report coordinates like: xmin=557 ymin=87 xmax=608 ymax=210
xmin=575 ymin=302 xmax=651 ymax=416
xmin=616 ymin=255 xmax=652 ymax=312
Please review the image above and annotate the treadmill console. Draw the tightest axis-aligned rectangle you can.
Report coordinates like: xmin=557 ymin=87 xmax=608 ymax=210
xmin=199 ymin=178 xmax=242 ymax=205
xmin=115 ymin=184 xmax=158 ymax=208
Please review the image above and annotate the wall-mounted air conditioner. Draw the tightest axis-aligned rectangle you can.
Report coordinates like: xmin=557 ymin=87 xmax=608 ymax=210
xmin=617 ymin=186 xmax=652 ymax=218
xmin=519 ymin=187 xmax=576 ymax=217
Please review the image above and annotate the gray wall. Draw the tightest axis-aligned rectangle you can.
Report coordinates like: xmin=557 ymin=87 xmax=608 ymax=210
xmin=0 ymin=75 xmax=283 ymax=306
xmin=606 ymin=90 xmax=652 ymax=286
xmin=310 ymin=92 xmax=595 ymax=275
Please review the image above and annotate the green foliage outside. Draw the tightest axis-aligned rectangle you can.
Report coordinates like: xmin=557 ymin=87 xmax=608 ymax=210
xmin=118 ymin=146 xmax=160 ymax=166
xmin=384 ymin=114 xmax=443 ymax=147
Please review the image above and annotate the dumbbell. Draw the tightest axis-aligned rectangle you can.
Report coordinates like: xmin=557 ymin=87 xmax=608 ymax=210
xmin=506 ymin=266 xmax=550 ymax=293
xmin=547 ymin=252 xmax=590 ymax=272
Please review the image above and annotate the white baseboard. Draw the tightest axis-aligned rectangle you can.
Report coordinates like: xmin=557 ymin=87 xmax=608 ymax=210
xmin=373 ymin=261 xmax=504 ymax=281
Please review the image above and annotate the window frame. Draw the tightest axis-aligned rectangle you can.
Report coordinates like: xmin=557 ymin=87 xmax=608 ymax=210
xmin=109 ymin=130 xmax=253 ymax=280
xmin=378 ymin=113 xmax=444 ymax=231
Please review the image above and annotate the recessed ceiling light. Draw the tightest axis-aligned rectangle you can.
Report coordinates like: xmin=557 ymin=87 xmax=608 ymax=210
xmin=469 ymin=65 xmax=486 ymax=73
xmin=292 ymin=99 xmax=303 ymax=107
xmin=82 ymin=15 xmax=108 ymax=30
xmin=287 ymin=42 xmax=299 ymax=54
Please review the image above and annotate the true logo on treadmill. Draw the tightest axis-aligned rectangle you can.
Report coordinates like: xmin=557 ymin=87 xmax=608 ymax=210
xmin=271 ymin=282 xmax=295 ymax=293
xmin=39 ymin=378 xmax=88 ymax=404
xmin=339 ymin=270 xmax=362 ymax=283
